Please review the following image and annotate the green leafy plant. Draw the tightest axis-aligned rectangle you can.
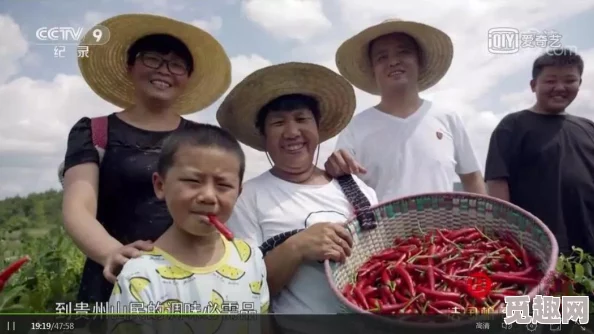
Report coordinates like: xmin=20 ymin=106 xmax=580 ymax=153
xmin=0 ymin=225 xmax=84 ymax=313
xmin=551 ymin=246 xmax=594 ymax=312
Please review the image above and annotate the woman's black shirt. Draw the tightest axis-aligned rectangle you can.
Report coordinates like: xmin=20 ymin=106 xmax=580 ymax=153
xmin=63 ymin=113 xmax=196 ymax=303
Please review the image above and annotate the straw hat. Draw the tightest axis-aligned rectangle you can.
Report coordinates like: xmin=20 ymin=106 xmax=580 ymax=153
xmin=78 ymin=14 xmax=232 ymax=115
xmin=216 ymin=62 xmax=356 ymax=152
xmin=335 ymin=19 xmax=453 ymax=95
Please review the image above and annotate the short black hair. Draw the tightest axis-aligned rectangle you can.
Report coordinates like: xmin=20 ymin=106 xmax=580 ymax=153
xmin=127 ymin=34 xmax=194 ymax=75
xmin=255 ymin=94 xmax=321 ymax=136
xmin=532 ymin=49 xmax=584 ymax=80
xmin=157 ymin=123 xmax=246 ymax=183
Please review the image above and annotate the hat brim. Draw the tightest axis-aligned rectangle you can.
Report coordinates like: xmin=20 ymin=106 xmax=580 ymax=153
xmin=335 ymin=20 xmax=453 ymax=95
xmin=216 ymin=62 xmax=356 ymax=152
xmin=78 ymin=14 xmax=232 ymax=115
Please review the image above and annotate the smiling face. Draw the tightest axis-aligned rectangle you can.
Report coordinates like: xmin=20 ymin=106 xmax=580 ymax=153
xmin=368 ymin=33 xmax=422 ymax=93
xmin=531 ymin=66 xmax=582 ymax=113
xmin=129 ymin=52 xmax=191 ymax=103
xmin=126 ymin=34 xmax=194 ymax=107
xmin=530 ymin=51 xmax=583 ymax=114
xmin=256 ymin=94 xmax=321 ymax=175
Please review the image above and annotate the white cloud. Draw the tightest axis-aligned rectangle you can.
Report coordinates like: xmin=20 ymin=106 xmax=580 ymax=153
xmin=191 ymin=16 xmax=223 ymax=34
xmin=1 ymin=2 xmax=594 ymax=199
xmin=241 ymin=0 xmax=331 ymax=42
xmin=0 ymin=15 xmax=28 ymax=84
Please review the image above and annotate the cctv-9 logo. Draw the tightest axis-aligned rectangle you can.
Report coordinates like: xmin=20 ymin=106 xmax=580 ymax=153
xmin=80 ymin=25 xmax=111 ymax=46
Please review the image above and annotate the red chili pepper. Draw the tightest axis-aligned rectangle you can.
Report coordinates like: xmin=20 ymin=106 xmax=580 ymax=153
xmin=494 ymin=266 xmax=534 ymax=277
xmin=0 ymin=256 xmax=30 ymax=291
xmin=446 ymin=227 xmax=476 ymax=240
xmin=353 ymin=286 xmax=369 ymax=309
xmin=207 ymin=214 xmax=234 ymax=240
xmin=380 ymin=285 xmax=397 ymax=305
xmin=380 ymin=269 xmax=391 ymax=286
xmin=417 ymin=286 xmax=462 ymax=302
xmin=358 ymin=261 xmax=383 ymax=278
xmin=489 ymin=273 xmax=540 ymax=285
xmin=430 ymin=300 xmax=466 ymax=311
xmin=428 ymin=245 xmax=436 ymax=291
xmin=393 ymin=265 xmax=416 ymax=297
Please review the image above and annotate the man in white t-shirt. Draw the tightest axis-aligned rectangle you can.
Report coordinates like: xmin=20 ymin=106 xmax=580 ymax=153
xmin=325 ymin=19 xmax=486 ymax=202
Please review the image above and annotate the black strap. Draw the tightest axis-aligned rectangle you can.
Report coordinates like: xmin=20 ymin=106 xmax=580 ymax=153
xmin=335 ymin=175 xmax=377 ymax=231
xmin=259 ymin=175 xmax=376 ymax=256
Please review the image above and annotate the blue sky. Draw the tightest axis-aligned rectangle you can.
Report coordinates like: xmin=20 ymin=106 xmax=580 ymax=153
xmin=1 ymin=0 xmax=593 ymax=198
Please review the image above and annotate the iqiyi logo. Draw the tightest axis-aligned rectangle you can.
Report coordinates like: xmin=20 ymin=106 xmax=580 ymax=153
xmin=488 ymin=28 xmax=520 ymax=54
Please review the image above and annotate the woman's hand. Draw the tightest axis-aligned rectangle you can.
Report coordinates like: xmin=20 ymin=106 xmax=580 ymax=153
xmin=293 ymin=223 xmax=353 ymax=263
xmin=102 ymin=240 xmax=153 ymax=283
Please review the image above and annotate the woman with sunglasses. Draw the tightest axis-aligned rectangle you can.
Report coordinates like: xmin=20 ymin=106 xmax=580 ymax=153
xmin=59 ymin=14 xmax=231 ymax=304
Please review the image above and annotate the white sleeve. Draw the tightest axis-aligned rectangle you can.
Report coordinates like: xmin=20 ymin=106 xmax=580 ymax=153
xmin=108 ymin=261 xmax=159 ymax=309
xmin=334 ymin=126 xmax=356 ymax=158
xmin=227 ymin=189 xmax=264 ymax=245
xmin=107 ymin=261 xmax=157 ymax=333
xmin=451 ymin=112 xmax=482 ymax=175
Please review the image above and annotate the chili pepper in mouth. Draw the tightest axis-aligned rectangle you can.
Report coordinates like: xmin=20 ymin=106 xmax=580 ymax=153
xmin=0 ymin=256 xmax=30 ymax=291
xmin=207 ymin=214 xmax=234 ymax=241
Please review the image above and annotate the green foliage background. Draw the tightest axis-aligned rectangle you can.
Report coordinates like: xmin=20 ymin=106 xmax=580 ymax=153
xmin=0 ymin=190 xmax=84 ymax=313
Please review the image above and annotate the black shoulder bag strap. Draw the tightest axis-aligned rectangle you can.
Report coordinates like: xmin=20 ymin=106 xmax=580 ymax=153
xmin=259 ymin=175 xmax=377 ymax=256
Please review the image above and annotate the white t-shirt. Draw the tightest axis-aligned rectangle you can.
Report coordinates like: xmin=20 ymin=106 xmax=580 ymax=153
xmin=107 ymin=236 xmax=269 ymax=333
xmin=335 ymin=99 xmax=481 ymax=202
xmin=226 ymin=171 xmax=378 ymax=314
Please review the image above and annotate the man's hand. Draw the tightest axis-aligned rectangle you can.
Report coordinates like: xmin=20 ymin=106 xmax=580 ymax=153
xmin=293 ymin=223 xmax=353 ymax=263
xmin=102 ymin=240 xmax=153 ymax=283
xmin=324 ymin=149 xmax=367 ymax=178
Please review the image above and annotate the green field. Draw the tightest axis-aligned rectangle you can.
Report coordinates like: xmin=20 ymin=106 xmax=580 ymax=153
xmin=0 ymin=190 xmax=84 ymax=313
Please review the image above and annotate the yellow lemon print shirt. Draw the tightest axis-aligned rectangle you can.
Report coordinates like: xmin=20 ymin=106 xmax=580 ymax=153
xmin=107 ymin=235 xmax=270 ymax=334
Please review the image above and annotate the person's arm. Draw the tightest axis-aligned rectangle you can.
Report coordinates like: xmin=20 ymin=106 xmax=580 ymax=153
xmin=263 ymin=236 xmax=304 ymax=297
xmin=459 ymin=171 xmax=487 ymax=194
xmin=61 ymin=118 xmax=122 ymax=266
xmin=485 ymin=116 xmax=516 ymax=201
xmin=325 ymin=127 xmax=367 ymax=177
xmin=450 ymin=112 xmax=487 ymax=194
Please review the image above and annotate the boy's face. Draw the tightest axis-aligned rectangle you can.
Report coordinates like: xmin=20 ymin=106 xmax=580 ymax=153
xmin=531 ymin=65 xmax=581 ymax=113
xmin=153 ymin=145 xmax=241 ymax=237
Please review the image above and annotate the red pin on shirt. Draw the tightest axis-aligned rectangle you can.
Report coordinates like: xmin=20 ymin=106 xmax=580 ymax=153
xmin=465 ymin=271 xmax=493 ymax=300
xmin=207 ymin=214 xmax=234 ymax=241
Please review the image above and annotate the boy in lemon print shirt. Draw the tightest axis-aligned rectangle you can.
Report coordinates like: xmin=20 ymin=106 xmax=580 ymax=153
xmin=107 ymin=123 xmax=270 ymax=333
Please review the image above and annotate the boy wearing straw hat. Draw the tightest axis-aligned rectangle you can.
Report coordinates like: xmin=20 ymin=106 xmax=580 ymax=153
xmin=325 ymin=19 xmax=486 ymax=201
xmin=60 ymin=13 xmax=232 ymax=305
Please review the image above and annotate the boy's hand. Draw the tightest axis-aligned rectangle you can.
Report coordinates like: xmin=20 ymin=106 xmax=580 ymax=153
xmin=293 ymin=223 xmax=353 ymax=263
xmin=324 ymin=149 xmax=367 ymax=178
xmin=102 ymin=240 xmax=153 ymax=283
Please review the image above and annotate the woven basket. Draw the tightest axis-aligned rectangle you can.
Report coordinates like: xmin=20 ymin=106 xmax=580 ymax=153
xmin=324 ymin=192 xmax=559 ymax=332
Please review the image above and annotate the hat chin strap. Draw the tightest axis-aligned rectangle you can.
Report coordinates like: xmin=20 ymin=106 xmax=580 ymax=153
xmin=264 ymin=144 xmax=321 ymax=168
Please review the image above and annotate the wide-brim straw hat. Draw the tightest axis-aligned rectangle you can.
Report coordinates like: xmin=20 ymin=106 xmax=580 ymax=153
xmin=336 ymin=19 xmax=453 ymax=95
xmin=78 ymin=14 xmax=232 ymax=115
xmin=216 ymin=62 xmax=356 ymax=152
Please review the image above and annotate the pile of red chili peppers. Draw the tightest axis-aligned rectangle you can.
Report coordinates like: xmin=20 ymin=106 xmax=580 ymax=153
xmin=342 ymin=227 xmax=545 ymax=316
xmin=0 ymin=256 xmax=30 ymax=292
